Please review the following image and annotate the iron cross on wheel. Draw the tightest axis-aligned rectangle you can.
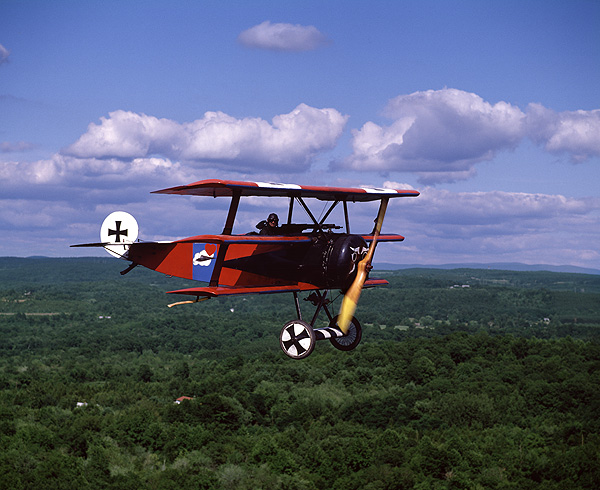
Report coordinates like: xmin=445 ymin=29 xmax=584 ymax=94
xmin=280 ymin=320 xmax=316 ymax=359
xmin=108 ymin=221 xmax=128 ymax=242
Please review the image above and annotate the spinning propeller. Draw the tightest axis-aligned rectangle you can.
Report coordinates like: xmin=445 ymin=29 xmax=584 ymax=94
xmin=337 ymin=198 xmax=388 ymax=334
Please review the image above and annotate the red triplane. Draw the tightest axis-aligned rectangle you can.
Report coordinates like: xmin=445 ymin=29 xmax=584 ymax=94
xmin=73 ymin=179 xmax=419 ymax=359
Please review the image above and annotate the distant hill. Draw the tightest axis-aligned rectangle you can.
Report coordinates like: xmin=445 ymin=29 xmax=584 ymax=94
xmin=375 ymin=262 xmax=600 ymax=275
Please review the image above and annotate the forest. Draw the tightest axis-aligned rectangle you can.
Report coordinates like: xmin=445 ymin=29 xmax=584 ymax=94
xmin=0 ymin=257 xmax=599 ymax=489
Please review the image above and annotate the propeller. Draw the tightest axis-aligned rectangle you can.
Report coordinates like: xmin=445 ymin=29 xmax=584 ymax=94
xmin=338 ymin=198 xmax=389 ymax=334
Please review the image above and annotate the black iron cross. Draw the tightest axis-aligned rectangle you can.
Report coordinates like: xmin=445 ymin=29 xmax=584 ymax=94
xmin=108 ymin=221 xmax=128 ymax=242
xmin=282 ymin=324 xmax=310 ymax=355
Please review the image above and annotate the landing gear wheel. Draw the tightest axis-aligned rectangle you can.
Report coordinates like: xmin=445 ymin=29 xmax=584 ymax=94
xmin=280 ymin=320 xmax=316 ymax=359
xmin=329 ymin=315 xmax=362 ymax=351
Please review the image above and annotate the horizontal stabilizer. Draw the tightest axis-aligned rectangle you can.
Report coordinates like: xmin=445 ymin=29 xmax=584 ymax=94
xmin=71 ymin=211 xmax=140 ymax=259
xmin=71 ymin=242 xmax=111 ymax=248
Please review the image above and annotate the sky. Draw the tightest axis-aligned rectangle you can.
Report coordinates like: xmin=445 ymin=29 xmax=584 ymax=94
xmin=1 ymin=0 xmax=599 ymax=269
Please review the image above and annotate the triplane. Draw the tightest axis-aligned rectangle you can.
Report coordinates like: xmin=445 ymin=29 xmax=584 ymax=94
xmin=73 ymin=180 xmax=419 ymax=359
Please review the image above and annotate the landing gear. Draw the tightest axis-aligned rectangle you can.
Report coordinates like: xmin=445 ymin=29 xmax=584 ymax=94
xmin=279 ymin=291 xmax=362 ymax=359
xmin=280 ymin=320 xmax=315 ymax=359
xmin=328 ymin=314 xmax=362 ymax=351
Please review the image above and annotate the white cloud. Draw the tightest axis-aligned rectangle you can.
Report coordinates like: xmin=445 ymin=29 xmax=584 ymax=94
xmin=238 ymin=21 xmax=330 ymax=51
xmin=0 ymin=153 xmax=203 ymax=256
xmin=3 ymin=93 xmax=599 ymax=266
xmin=411 ymin=188 xmax=596 ymax=227
xmin=0 ymin=154 xmax=193 ymax=202
xmin=341 ymin=88 xmax=525 ymax=184
xmin=382 ymin=180 xmax=416 ymax=190
xmin=0 ymin=44 xmax=9 ymax=66
xmin=340 ymin=88 xmax=600 ymax=185
xmin=63 ymin=105 xmax=348 ymax=171
xmin=526 ymin=103 xmax=600 ymax=162
xmin=1 ymin=153 xmax=599 ymax=268
xmin=379 ymin=188 xmax=600 ymax=267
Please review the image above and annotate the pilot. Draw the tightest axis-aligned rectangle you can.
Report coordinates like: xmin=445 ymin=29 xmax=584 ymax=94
xmin=259 ymin=213 xmax=280 ymax=235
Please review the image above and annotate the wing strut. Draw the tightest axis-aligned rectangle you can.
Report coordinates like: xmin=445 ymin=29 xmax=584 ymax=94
xmin=287 ymin=197 xmax=294 ymax=225
xmin=222 ymin=190 xmax=241 ymax=235
xmin=294 ymin=197 xmax=341 ymax=234
xmin=213 ymin=190 xmax=241 ymax=286
xmin=296 ymin=197 xmax=319 ymax=228
xmin=343 ymin=201 xmax=350 ymax=234
xmin=293 ymin=291 xmax=302 ymax=320
xmin=319 ymin=200 xmax=340 ymax=226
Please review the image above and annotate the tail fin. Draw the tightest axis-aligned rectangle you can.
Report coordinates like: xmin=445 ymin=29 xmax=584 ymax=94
xmin=100 ymin=211 xmax=139 ymax=259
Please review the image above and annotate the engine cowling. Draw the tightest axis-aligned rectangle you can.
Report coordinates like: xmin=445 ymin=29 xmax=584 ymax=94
xmin=302 ymin=235 xmax=369 ymax=291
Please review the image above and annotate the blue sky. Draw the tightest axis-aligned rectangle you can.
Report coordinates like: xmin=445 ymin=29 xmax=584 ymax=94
xmin=1 ymin=0 xmax=599 ymax=268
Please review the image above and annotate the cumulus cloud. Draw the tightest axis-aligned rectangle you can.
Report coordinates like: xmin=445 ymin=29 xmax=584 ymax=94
xmin=341 ymin=89 xmax=525 ymax=184
xmin=340 ymin=88 xmax=600 ymax=184
xmin=380 ymin=187 xmax=600 ymax=267
xmin=0 ymin=44 xmax=9 ymax=66
xmin=238 ymin=21 xmax=330 ymax=51
xmin=2 ymin=149 xmax=599 ymax=267
xmin=382 ymin=180 xmax=416 ymax=190
xmin=0 ymin=154 xmax=193 ymax=202
xmin=412 ymin=188 xmax=596 ymax=227
xmin=526 ymin=103 xmax=600 ymax=162
xmin=63 ymin=104 xmax=348 ymax=171
xmin=4 ymin=91 xmax=599 ymax=264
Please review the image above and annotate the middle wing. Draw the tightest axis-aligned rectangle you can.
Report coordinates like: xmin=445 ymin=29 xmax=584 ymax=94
xmin=125 ymin=233 xmax=405 ymax=284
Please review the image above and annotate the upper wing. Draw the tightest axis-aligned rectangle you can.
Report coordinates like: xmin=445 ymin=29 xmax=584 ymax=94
xmin=152 ymin=179 xmax=419 ymax=202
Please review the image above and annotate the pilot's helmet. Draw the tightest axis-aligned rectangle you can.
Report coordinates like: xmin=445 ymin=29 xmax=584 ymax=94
xmin=268 ymin=213 xmax=279 ymax=225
